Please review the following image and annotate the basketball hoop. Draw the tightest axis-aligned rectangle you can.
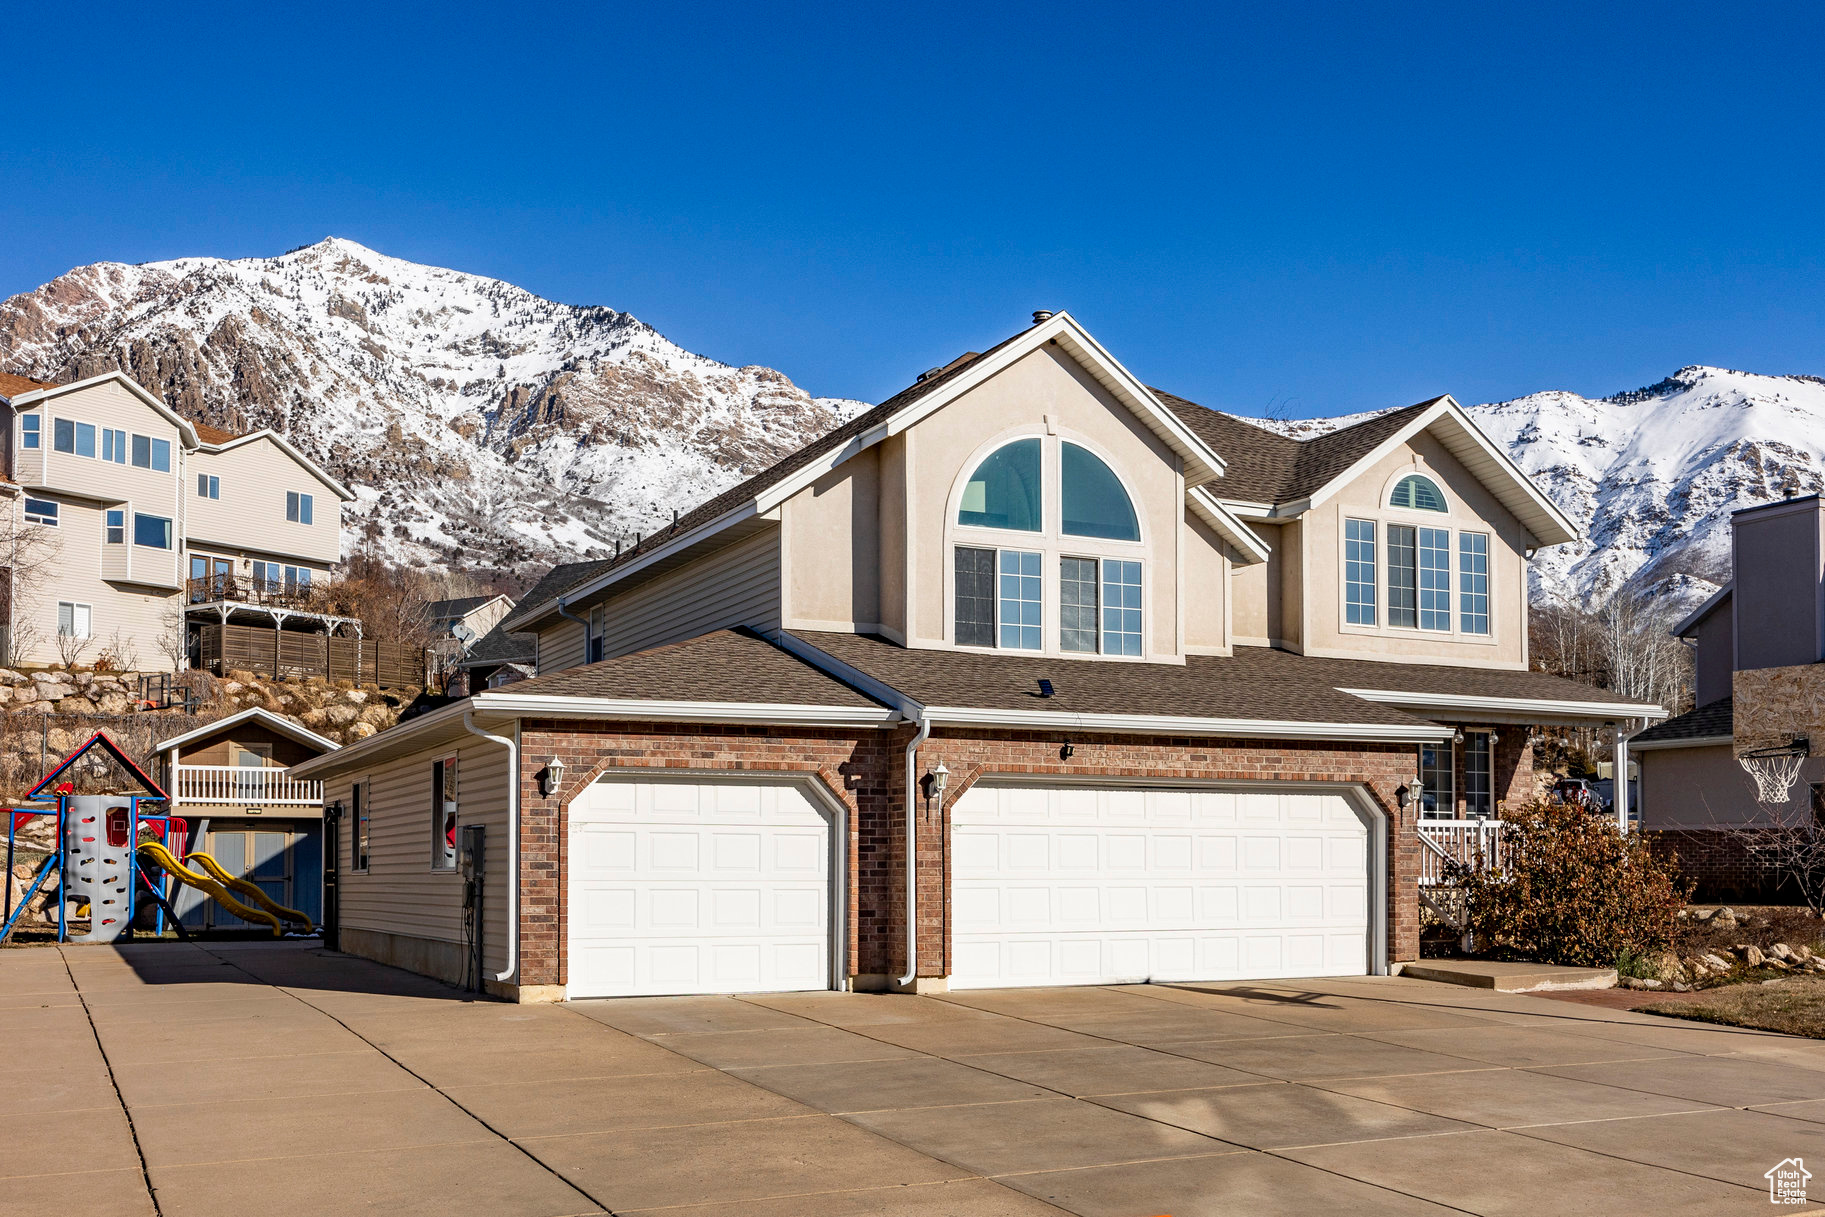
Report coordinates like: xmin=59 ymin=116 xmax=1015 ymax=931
xmin=1739 ymin=737 xmax=1810 ymax=805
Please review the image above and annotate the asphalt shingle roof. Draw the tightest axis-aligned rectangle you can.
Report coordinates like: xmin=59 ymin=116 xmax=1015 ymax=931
xmin=1632 ymin=698 xmax=1732 ymax=746
xmin=457 ymin=619 xmax=534 ymax=668
xmin=794 ymin=632 xmax=1651 ymax=722
xmin=490 ymin=628 xmax=885 ymax=708
xmin=428 ymin=595 xmax=502 ymax=620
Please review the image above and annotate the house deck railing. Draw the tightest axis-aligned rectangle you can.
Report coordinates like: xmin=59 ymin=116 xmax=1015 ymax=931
xmin=174 ymin=765 xmax=323 ymax=806
xmin=1418 ymin=819 xmax=1504 ymax=886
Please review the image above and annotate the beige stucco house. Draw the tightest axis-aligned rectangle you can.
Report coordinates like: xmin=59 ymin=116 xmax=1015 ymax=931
xmin=0 ymin=370 xmax=353 ymax=671
xmin=292 ymin=311 xmax=1660 ymax=1001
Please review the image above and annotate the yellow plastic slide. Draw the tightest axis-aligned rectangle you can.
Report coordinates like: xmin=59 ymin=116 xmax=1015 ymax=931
xmin=185 ymin=850 xmax=312 ymax=931
xmin=135 ymin=840 xmax=287 ymax=936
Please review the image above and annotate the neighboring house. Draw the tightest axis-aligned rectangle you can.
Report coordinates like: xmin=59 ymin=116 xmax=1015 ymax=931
xmin=292 ymin=311 xmax=1660 ymax=1001
xmin=455 ymin=619 xmax=536 ymax=689
xmin=1634 ymin=494 xmax=1825 ymax=898
xmin=0 ymin=370 xmax=355 ymax=671
xmin=428 ymin=595 xmax=516 ymax=650
xmin=155 ymin=707 xmax=336 ymax=930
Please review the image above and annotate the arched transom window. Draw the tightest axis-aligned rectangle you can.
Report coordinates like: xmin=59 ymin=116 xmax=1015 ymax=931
xmin=951 ymin=437 xmax=1145 ymax=656
xmin=1389 ymin=473 xmax=1447 ymax=512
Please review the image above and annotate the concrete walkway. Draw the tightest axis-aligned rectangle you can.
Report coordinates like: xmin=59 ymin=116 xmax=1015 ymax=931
xmin=5 ymin=943 xmax=1824 ymax=1216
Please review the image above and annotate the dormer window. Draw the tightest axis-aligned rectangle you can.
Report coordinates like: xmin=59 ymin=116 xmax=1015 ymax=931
xmin=1389 ymin=474 xmax=1447 ymax=511
xmin=958 ymin=439 xmax=1041 ymax=532
xmin=950 ymin=434 xmax=1146 ymax=658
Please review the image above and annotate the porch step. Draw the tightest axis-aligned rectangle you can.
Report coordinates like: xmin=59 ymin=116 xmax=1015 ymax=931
xmin=1397 ymin=960 xmax=1618 ymax=992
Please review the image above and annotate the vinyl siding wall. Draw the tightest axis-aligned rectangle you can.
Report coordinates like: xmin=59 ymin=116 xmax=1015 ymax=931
xmin=328 ymin=729 xmax=513 ymax=977
xmin=10 ymin=496 xmax=182 ymax=670
xmin=189 ymin=438 xmax=342 ymax=565
xmin=533 ymin=530 xmax=782 ymax=675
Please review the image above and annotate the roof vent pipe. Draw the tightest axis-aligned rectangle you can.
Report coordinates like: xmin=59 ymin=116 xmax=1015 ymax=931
xmin=1032 ymin=310 xmax=1055 ymax=325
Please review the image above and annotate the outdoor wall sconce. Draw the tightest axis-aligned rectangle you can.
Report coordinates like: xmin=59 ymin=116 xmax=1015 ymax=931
xmin=1397 ymin=781 xmax=1423 ymax=811
xmin=540 ymin=756 xmax=566 ymax=797
xmin=325 ymin=800 xmax=344 ymax=822
xmin=1059 ymin=743 xmax=1075 ymax=760
xmin=921 ymin=761 xmax=950 ymax=808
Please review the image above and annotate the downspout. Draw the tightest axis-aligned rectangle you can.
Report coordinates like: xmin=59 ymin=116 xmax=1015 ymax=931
xmin=898 ymin=711 xmax=931 ymax=991
xmin=462 ymin=711 xmax=519 ymax=986
xmin=555 ymin=596 xmax=588 ymax=667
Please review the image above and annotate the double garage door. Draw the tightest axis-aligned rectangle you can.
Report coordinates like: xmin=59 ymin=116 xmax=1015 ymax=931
xmin=567 ymin=776 xmax=1373 ymax=998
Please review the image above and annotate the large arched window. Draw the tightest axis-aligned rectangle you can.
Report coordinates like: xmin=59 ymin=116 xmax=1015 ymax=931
xmin=957 ymin=438 xmax=1041 ymax=532
xmin=1061 ymin=443 xmax=1140 ymax=541
xmin=1389 ymin=474 xmax=1447 ymax=512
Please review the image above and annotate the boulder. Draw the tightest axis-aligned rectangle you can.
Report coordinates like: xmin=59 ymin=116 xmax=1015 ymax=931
xmin=344 ymin=689 xmax=369 ymax=704
xmin=349 ymin=721 xmax=378 ymax=740
xmin=1771 ymin=942 xmax=1797 ymax=963
xmin=0 ymin=668 xmax=24 ymax=686
xmin=1736 ymin=944 xmax=1766 ymax=966
xmin=31 ymin=681 xmax=67 ymax=702
xmin=1702 ymin=953 xmax=1735 ymax=972
xmin=94 ymin=693 xmax=131 ymax=715
xmin=326 ymin=705 xmax=359 ymax=726
xmin=1712 ymin=907 xmax=1739 ymax=928
xmin=58 ymin=696 xmax=97 ymax=714
xmin=300 ymin=708 xmax=330 ymax=728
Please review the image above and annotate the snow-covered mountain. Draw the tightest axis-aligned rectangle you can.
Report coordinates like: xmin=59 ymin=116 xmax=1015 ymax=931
xmin=1270 ymin=368 xmax=1825 ymax=608
xmin=0 ymin=238 xmax=864 ymax=579
xmin=2 ymin=239 xmax=1816 ymax=609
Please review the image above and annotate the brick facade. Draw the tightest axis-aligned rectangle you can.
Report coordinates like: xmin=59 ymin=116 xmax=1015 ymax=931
xmin=1646 ymin=828 xmax=1791 ymax=903
xmin=512 ymin=719 xmax=1427 ymax=989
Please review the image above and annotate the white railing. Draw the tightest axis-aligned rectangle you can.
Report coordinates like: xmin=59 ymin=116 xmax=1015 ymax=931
xmin=175 ymin=765 xmax=323 ymax=806
xmin=1418 ymin=818 xmax=1504 ymax=886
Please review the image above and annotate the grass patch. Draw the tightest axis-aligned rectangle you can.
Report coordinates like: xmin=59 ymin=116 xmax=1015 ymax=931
xmin=1638 ymin=975 xmax=1825 ymax=1039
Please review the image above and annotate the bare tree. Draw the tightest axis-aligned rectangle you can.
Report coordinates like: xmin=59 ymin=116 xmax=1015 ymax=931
xmin=0 ymin=503 xmax=60 ymax=668
xmin=155 ymin=602 xmax=189 ymax=672
xmin=94 ymin=628 xmax=140 ymax=675
xmin=1727 ymin=787 xmax=1825 ymax=916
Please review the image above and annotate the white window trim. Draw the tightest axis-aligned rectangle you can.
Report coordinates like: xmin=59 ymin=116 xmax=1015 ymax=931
xmin=24 ymin=497 xmax=58 ymax=527
xmin=1332 ymin=498 xmax=1500 ymax=648
xmin=56 ymin=601 xmax=93 ymax=640
xmin=943 ymin=429 xmax=1153 ymax=660
xmin=429 ymin=752 xmax=459 ymax=874
xmin=349 ymin=778 xmax=371 ymax=874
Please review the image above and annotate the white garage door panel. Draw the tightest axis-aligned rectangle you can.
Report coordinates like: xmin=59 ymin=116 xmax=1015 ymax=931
xmin=952 ymin=784 xmax=1371 ymax=989
xmin=568 ymin=780 xmax=832 ymax=998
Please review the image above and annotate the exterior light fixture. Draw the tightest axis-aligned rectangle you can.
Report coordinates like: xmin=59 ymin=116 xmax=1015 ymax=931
xmin=325 ymin=800 xmax=344 ymax=822
xmin=922 ymin=761 xmax=950 ymax=807
xmin=1452 ymin=728 xmax=1466 ymax=744
xmin=1059 ymin=743 xmax=1075 ymax=760
xmin=540 ymin=756 xmax=566 ymax=798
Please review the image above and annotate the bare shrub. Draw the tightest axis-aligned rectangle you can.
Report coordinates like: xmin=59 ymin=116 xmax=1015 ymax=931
xmin=54 ymin=627 xmax=94 ymax=669
xmin=1461 ymin=801 xmax=1692 ymax=967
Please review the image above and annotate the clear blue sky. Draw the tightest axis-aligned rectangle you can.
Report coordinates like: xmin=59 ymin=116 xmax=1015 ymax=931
xmin=4 ymin=3 xmax=1821 ymax=416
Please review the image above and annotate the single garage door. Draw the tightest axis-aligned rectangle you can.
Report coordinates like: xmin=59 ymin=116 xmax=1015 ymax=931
xmin=568 ymin=777 xmax=834 ymax=998
xmin=951 ymin=783 xmax=1373 ymax=989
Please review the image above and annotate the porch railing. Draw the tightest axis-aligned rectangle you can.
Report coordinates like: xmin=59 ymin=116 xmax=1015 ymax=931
xmin=1418 ymin=819 xmax=1504 ymax=887
xmin=174 ymin=765 xmax=323 ymax=807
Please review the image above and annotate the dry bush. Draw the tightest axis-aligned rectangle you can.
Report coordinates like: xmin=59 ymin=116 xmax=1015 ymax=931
xmin=1462 ymin=801 xmax=1692 ymax=967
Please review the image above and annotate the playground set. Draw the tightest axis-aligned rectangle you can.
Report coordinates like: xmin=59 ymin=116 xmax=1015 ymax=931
xmin=1 ymin=731 xmax=314 ymax=945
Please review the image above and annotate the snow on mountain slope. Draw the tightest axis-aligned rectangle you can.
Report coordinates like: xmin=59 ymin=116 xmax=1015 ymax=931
xmin=2 ymin=239 xmax=1816 ymax=609
xmin=0 ymin=238 xmax=864 ymax=578
xmin=1262 ymin=368 xmax=1825 ymax=606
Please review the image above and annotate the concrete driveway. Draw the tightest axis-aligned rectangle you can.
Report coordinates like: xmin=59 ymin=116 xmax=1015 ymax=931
xmin=6 ymin=943 xmax=1824 ymax=1216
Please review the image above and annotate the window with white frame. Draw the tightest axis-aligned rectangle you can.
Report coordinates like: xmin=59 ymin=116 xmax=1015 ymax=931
xmin=430 ymin=756 xmax=458 ymax=871
xmin=951 ymin=437 xmax=1145 ymax=656
xmin=54 ymin=419 xmax=96 ymax=458
xmin=1387 ymin=524 xmax=1417 ymax=628
xmin=24 ymin=498 xmax=57 ymax=527
xmin=1390 ymin=474 xmax=1447 ymax=511
xmin=287 ymin=491 xmax=315 ymax=525
xmin=350 ymin=780 xmax=371 ymax=871
xmin=1059 ymin=557 xmax=1098 ymax=653
xmin=57 ymin=602 xmax=92 ymax=639
xmin=1419 ymin=740 xmax=1454 ymax=818
xmin=1459 ymin=532 xmax=1490 ymax=634
xmin=102 ymin=428 xmax=126 ymax=464
xmin=133 ymin=513 xmax=172 ymax=550
xmin=197 ymin=473 xmax=220 ymax=499
xmin=1417 ymin=526 xmax=1451 ymax=631
xmin=20 ymin=414 xmax=39 ymax=449
xmin=129 ymin=433 xmax=171 ymax=472
xmin=1464 ymin=732 xmax=1493 ymax=817
xmin=587 ymin=604 xmax=606 ymax=663
xmin=998 ymin=549 xmax=1042 ymax=650
xmin=104 ymin=509 xmax=124 ymax=545
xmin=1101 ymin=559 xmax=1143 ymax=655
xmin=1344 ymin=518 xmax=1376 ymax=625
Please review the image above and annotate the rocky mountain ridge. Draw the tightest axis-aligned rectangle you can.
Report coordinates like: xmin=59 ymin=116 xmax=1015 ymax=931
xmin=4 ymin=240 xmax=1818 ymax=608
xmin=0 ymin=238 xmax=865 ymax=580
